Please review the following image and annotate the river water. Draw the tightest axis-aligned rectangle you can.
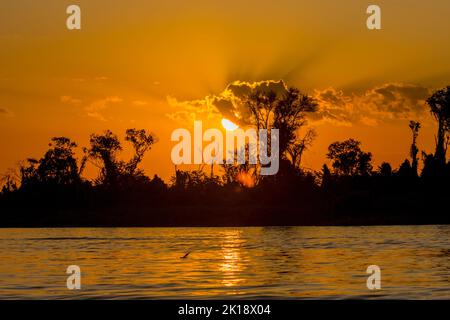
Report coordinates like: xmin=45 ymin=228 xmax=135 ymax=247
xmin=0 ymin=225 xmax=448 ymax=299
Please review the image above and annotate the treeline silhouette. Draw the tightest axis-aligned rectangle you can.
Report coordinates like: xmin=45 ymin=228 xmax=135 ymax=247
xmin=1 ymin=86 xmax=449 ymax=227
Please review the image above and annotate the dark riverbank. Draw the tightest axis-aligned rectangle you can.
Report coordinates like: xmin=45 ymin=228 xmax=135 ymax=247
xmin=2 ymin=153 xmax=448 ymax=228
xmin=1 ymin=204 xmax=448 ymax=228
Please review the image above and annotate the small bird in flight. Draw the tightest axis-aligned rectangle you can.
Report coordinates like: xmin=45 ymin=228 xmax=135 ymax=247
xmin=180 ymin=252 xmax=191 ymax=259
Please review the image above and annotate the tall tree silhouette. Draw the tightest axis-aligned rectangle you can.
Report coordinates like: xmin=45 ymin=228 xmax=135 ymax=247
xmin=125 ymin=128 xmax=157 ymax=176
xmin=286 ymin=129 xmax=316 ymax=169
xmin=245 ymin=90 xmax=276 ymax=131
xmin=426 ymin=86 xmax=450 ymax=165
xmin=327 ymin=139 xmax=372 ymax=176
xmin=19 ymin=137 xmax=83 ymax=187
xmin=241 ymin=87 xmax=317 ymax=172
xmin=409 ymin=121 xmax=421 ymax=176
xmin=87 ymin=129 xmax=156 ymax=186
xmin=38 ymin=137 xmax=83 ymax=185
xmin=273 ymin=88 xmax=317 ymax=158
xmin=87 ymin=130 xmax=122 ymax=186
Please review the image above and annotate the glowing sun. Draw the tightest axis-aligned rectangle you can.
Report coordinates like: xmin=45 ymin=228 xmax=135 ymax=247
xmin=221 ymin=118 xmax=239 ymax=131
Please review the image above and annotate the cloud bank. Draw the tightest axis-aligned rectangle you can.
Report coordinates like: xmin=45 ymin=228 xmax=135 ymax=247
xmin=167 ymin=80 xmax=432 ymax=127
xmin=311 ymin=83 xmax=431 ymax=126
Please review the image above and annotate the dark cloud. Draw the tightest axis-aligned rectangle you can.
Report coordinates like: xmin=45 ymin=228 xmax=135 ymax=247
xmin=311 ymin=83 xmax=431 ymax=126
xmin=367 ymin=83 xmax=430 ymax=117
xmin=213 ymin=98 xmax=236 ymax=122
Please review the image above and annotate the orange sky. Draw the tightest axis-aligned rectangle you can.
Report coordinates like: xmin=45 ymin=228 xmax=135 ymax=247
xmin=1 ymin=0 xmax=450 ymax=181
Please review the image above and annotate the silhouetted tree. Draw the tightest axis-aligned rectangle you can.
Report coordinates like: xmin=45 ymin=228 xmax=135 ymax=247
xmin=326 ymin=139 xmax=373 ymax=176
xmin=426 ymin=86 xmax=450 ymax=165
xmin=242 ymin=87 xmax=317 ymax=161
xmin=409 ymin=121 xmax=421 ymax=176
xmin=148 ymin=174 xmax=167 ymax=193
xmin=420 ymin=152 xmax=439 ymax=178
xmin=19 ymin=158 xmax=40 ymax=188
xmin=0 ymin=169 xmax=19 ymax=194
xmin=87 ymin=130 xmax=122 ymax=186
xmin=86 ymin=128 xmax=156 ymax=187
xmin=273 ymin=88 xmax=317 ymax=157
xmin=125 ymin=128 xmax=157 ymax=175
xmin=18 ymin=137 xmax=84 ymax=188
xmin=171 ymin=165 xmax=220 ymax=191
xmin=397 ymin=159 xmax=413 ymax=177
xmin=244 ymin=90 xmax=277 ymax=131
xmin=171 ymin=168 xmax=191 ymax=190
xmin=320 ymin=164 xmax=332 ymax=189
xmin=286 ymin=129 xmax=316 ymax=169
xmin=37 ymin=137 xmax=83 ymax=185
xmin=378 ymin=162 xmax=392 ymax=177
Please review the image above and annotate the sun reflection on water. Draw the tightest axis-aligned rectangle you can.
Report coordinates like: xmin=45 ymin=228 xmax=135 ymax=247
xmin=218 ymin=230 xmax=245 ymax=289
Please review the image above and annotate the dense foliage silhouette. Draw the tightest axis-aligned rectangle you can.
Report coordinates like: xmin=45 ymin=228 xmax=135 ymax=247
xmin=0 ymin=86 xmax=449 ymax=227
